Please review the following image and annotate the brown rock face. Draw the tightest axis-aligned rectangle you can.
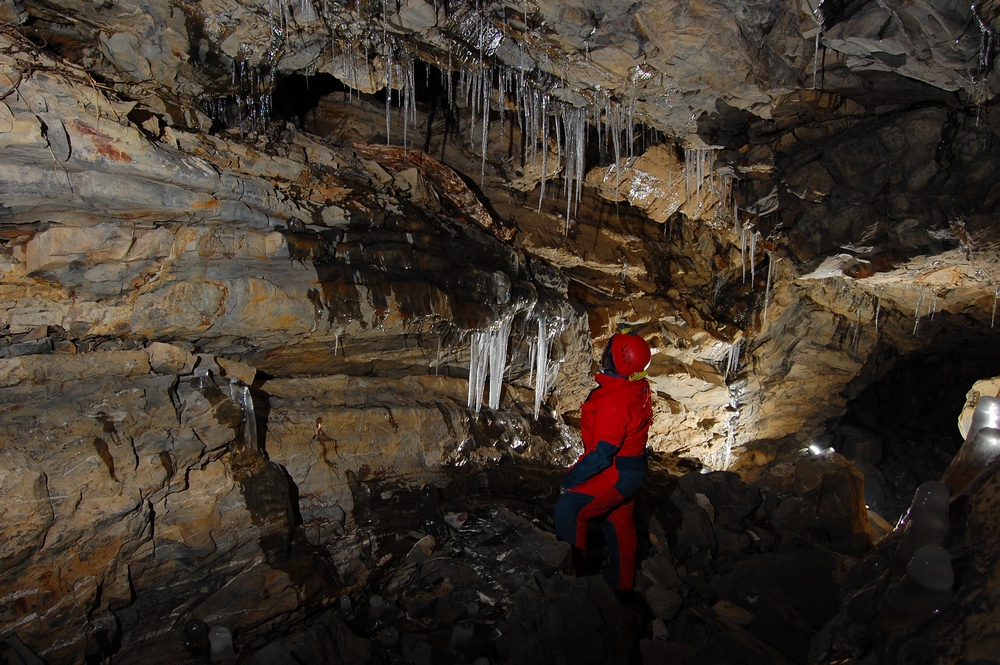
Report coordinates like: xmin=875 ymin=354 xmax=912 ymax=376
xmin=4 ymin=0 xmax=1000 ymax=659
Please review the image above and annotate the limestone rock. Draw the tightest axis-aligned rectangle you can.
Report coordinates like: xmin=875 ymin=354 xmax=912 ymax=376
xmin=146 ymin=341 xmax=197 ymax=374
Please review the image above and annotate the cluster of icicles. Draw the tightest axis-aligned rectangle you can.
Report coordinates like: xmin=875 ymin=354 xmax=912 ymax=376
xmin=466 ymin=305 xmax=565 ymax=419
xmin=210 ymin=0 xmax=674 ymax=226
xmin=369 ymin=34 xmax=652 ymax=228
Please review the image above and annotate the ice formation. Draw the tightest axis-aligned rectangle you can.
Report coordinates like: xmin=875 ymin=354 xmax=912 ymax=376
xmin=941 ymin=395 xmax=1000 ymax=495
xmin=893 ymin=481 xmax=950 ymax=573
xmin=229 ymin=380 xmax=260 ymax=454
xmin=466 ymin=306 xmax=565 ymax=418
xmin=874 ymin=544 xmax=954 ymax=654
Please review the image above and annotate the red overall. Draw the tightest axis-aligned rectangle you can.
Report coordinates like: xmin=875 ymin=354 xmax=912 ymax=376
xmin=555 ymin=373 xmax=652 ymax=590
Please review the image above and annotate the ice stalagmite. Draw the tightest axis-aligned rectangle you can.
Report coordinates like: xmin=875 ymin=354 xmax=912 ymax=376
xmin=873 ymin=545 xmax=954 ymax=660
xmin=941 ymin=395 xmax=1000 ymax=496
xmin=892 ymin=481 xmax=950 ymax=574
xmin=208 ymin=626 xmax=236 ymax=664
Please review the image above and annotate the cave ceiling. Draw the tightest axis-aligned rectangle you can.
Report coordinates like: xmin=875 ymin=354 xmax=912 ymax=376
xmin=3 ymin=0 xmax=1000 ymax=463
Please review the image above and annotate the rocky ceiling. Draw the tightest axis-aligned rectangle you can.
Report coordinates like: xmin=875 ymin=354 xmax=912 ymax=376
xmin=4 ymin=0 xmax=1000 ymax=659
xmin=4 ymin=0 xmax=1000 ymax=455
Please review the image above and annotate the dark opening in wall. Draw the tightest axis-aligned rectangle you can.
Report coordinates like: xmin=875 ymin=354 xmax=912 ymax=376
xmin=836 ymin=341 xmax=1000 ymax=521
xmin=271 ymin=72 xmax=347 ymax=131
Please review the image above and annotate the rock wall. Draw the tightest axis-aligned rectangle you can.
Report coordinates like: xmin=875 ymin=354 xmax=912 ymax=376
xmin=5 ymin=0 xmax=1000 ymax=660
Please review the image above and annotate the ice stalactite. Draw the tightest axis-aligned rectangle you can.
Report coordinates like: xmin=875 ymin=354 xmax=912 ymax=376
xmin=465 ymin=305 xmax=565 ymax=418
xmin=533 ymin=316 xmax=549 ymax=418
xmin=467 ymin=314 xmax=515 ymax=412
xmin=313 ymin=4 xmax=668 ymax=236
xmin=712 ymin=385 xmax=743 ymax=471
xmin=713 ymin=342 xmax=745 ymax=470
xmin=971 ymin=3 xmax=996 ymax=119
xmin=913 ymin=286 xmax=927 ymax=336
xmin=204 ymin=58 xmax=276 ymax=134
xmin=874 ymin=286 xmax=883 ymax=333
xmin=726 ymin=339 xmax=741 ymax=380
xmin=230 ymin=380 xmax=260 ymax=454
xmin=736 ymin=220 xmax=759 ymax=284
xmin=384 ymin=41 xmax=393 ymax=142
xmin=537 ymin=95 xmax=550 ymax=211
xmin=762 ymin=252 xmax=774 ymax=325
xmin=992 ymin=283 xmax=999 ymax=328
xmin=811 ymin=17 xmax=824 ymax=90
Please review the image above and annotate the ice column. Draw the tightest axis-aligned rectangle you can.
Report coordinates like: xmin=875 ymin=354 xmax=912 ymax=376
xmin=533 ymin=316 xmax=549 ymax=418
xmin=940 ymin=395 xmax=1000 ymax=496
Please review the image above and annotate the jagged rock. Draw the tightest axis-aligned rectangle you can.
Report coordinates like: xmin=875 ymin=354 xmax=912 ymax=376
xmin=241 ymin=612 xmax=373 ymax=665
xmin=757 ymin=454 xmax=873 ymax=551
xmin=644 ymin=586 xmax=683 ymax=622
xmin=505 ymin=573 xmax=640 ymax=665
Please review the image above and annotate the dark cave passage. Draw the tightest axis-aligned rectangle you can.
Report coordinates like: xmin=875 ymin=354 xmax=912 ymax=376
xmin=836 ymin=336 xmax=1000 ymax=522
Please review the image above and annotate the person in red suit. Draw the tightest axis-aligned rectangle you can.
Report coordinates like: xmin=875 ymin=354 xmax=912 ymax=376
xmin=555 ymin=327 xmax=653 ymax=591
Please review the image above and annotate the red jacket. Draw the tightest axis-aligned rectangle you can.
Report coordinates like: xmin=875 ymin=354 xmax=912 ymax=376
xmin=562 ymin=373 xmax=652 ymax=494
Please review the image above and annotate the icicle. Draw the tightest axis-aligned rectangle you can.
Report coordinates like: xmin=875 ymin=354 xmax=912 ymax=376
xmin=723 ymin=419 xmax=735 ymax=470
xmin=466 ymin=312 xmax=516 ymax=412
xmin=852 ymin=304 xmax=862 ymax=352
xmin=527 ymin=334 xmax=537 ymax=388
xmin=384 ymin=41 xmax=393 ymax=143
xmin=480 ymin=66 xmax=491 ymax=180
xmin=401 ymin=50 xmax=415 ymax=150
xmin=992 ymin=284 xmax=998 ymax=328
xmin=762 ymin=253 xmax=774 ymax=325
xmin=874 ymin=287 xmax=882 ymax=333
xmin=533 ymin=316 xmax=548 ymax=418
xmin=537 ymin=94 xmax=549 ymax=211
xmin=726 ymin=340 xmax=742 ymax=379
xmin=229 ymin=380 xmax=259 ymax=454
xmin=812 ymin=20 xmax=823 ymax=89
xmin=467 ymin=330 xmax=489 ymax=412
xmin=913 ymin=287 xmax=927 ymax=336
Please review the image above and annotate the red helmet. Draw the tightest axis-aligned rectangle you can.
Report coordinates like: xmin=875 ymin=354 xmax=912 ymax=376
xmin=601 ymin=332 xmax=652 ymax=380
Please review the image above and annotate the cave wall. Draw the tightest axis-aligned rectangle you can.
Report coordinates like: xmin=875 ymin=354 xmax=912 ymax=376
xmin=4 ymin=0 xmax=1000 ymax=660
